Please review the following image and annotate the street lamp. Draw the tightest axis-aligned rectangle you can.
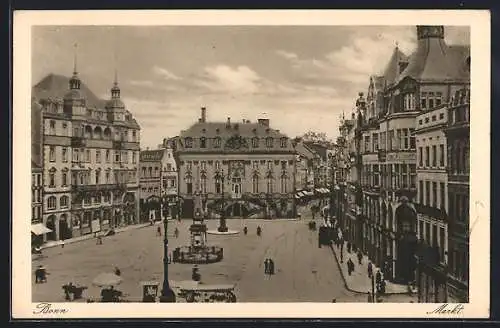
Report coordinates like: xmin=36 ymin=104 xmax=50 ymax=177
xmin=159 ymin=194 xmax=175 ymax=302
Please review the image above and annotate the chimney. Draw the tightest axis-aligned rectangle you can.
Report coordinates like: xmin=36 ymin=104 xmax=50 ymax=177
xmin=258 ymin=118 xmax=270 ymax=127
xmin=200 ymin=107 xmax=207 ymax=123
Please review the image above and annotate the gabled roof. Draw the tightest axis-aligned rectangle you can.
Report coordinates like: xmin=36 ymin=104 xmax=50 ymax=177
xmin=396 ymin=38 xmax=470 ymax=84
xmin=303 ymin=142 xmax=328 ymax=161
xmin=32 ymin=74 xmax=106 ymax=108
xmin=371 ymin=75 xmax=385 ymax=93
xmin=382 ymin=47 xmax=408 ymax=87
xmin=140 ymin=149 xmax=165 ymax=162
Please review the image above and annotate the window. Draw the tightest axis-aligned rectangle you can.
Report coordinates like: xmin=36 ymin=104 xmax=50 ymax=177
xmin=187 ymin=161 xmax=192 ymax=170
xmin=166 ymin=163 xmax=172 ymax=171
xmin=215 ymin=161 xmax=220 ymax=171
xmin=396 ymin=129 xmax=402 ymax=150
xmin=380 ymin=132 xmax=386 ymax=150
xmin=215 ymin=178 xmax=221 ymax=194
xmin=280 ymin=176 xmax=287 ymax=193
xmin=419 ymin=119 xmax=423 ymax=125
xmin=439 ymin=227 xmax=445 ymax=261
xmin=280 ymin=138 xmax=287 ymax=148
xmin=186 ymin=177 xmax=192 ymax=194
xmin=425 ymin=117 xmax=429 ymax=123
xmin=418 ymin=147 xmax=423 ymax=167
xmin=266 ymin=137 xmax=274 ymax=148
xmin=419 ymin=180 xmax=424 ymax=204
xmin=394 ymin=164 xmax=400 ymax=188
xmin=86 ymin=149 xmax=91 ymax=163
xmin=409 ymin=128 xmax=416 ymax=149
xmin=419 ymin=220 xmax=424 ymax=240
xmin=201 ymin=161 xmax=207 ymax=171
xmin=62 ymin=172 xmax=67 ymax=186
xmin=47 ymin=196 xmax=56 ymax=210
xmin=435 ymin=92 xmax=443 ymax=107
xmin=432 ymin=145 xmax=437 ymax=167
xmin=425 ymin=146 xmax=430 ymax=167
xmin=267 ymin=178 xmax=273 ymax=193
xmin=185 ymin=137 xmax=193 ymax=148
xmin=60 ymin=195 xmax=69 ymax=208
xmin=170 ymin=179 xmax=175 ymax=187
xmin=132 ymin=152 xmax=136 ymax=164
xmin=49 ymin=120 xmax=56 ymax=134
xmin=439 ymin=113 xmax=444 ymax=120
xmin=253 ymin=161 xmax=259 ymax=169
xmin=96 ymin=150 xmax=101 ymax=163
xmin=200 ymin=137 xmax=207 ymax=148
xmin=267 ymin=161 xmax=272 ymax=170
xmin=388 ymin=130 xmax=394 ymax=150
xmin=373 ymin=133 xmax=379 ymax=151
xmin=439 ymin=144 xmax=445 ymax=167
xmin=62 ymin=148 xmax=68 ymax=162
xmin=115 ymin=151 xmax=120 ymax=163
xmin=96 ymin=170 xmax=101 ymax=184
xmin=148 ymin=167 xmax=153 ymax=177
xmin=373 ymin=164 xmax=380 ymax=186
xmin=49 ymin=146 xmax=55 ymax=162
xmin=401 ymin=164 xmax=408 ymax=188
xmin=49 ymin=172 xmax=55 ymax=187
xmin=123 ymin=151 xmax=128 ymax=163
xmin=106 ymin=171 xmax=110 ymax=183
xmin=425 ymin=181 xmax=430 ymax=205
xmin=105 ymin=150 xmax=110 ymax=162
xmin=428 ymin=92 xmax=435 ymax=108
xmin=421 ymin=92 xmax=427 ymax=109
xmin=410 ymin=164 xmax=416 ymax=188
xmin=252 ymin=137 xmax=259 ymax=148
xmin=440 ymin=182 xmax=446 ymax=209
xmin=364 ymin=136 xmax=370 ymax=153
xmin=432 ymin=115 xmax=436 ymax=122
xmin=214 ymin=137 xmax=221 ymax=148
xmin=432 ymin=182 xmax=438 ymax=207
xmin=404 ymin=93 xmax=415 ymax=111
xmin=84 ymin=195 xmax=91 ymax=206
xmin=425 ymin=222 xmax=431 ymax=244
xmin=201 ymin=176 xmax=207 ymax=193
xmin=252 ymin=175 xmax=259 ymax=193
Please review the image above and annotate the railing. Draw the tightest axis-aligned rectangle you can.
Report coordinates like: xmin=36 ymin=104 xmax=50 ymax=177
xmin=414 ymin=203 xmax=447 ymax=220
xmin=71 ymin=183 xmax=127 ymax=193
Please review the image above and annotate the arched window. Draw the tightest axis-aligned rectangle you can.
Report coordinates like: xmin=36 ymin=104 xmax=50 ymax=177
xmin=60 ymin=195 xmax=69 ymax=208
xmin=266 ymin=137 xmax=273 ymax=148
xmin=186 ymin=175 xmax=193 ymax=194
xmin=49 ymin=168 xmax=56 ymax=187
xmin=252 ymin=175 xmax=259 ymax=193
xmin=61 ymin=172 xmax=68 ymax=186
xmin=47 ymin=196 xmax=57 ymax=210
xmin=280 ymin=137 xmax=288 ymax=148
xmin=267 ymin=177 xmax=273 ymax=193
xmin=280 ymin=175 xmax=287 ymax=193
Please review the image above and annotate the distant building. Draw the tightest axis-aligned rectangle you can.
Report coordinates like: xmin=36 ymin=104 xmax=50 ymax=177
xmin=32 ymin=57 xmax=141 ymax=241
xmin=444 ymin=87 xmax=470 ymax=302
xmin=175 ymin=107 xmax=296 ymax=219
xmin=139 ymin=144 xmax=179 ymax=221
xmin=293 ymin=140 xmax=316 ymax=191
xmin=415 ymin=102 xmax=449 ymax=302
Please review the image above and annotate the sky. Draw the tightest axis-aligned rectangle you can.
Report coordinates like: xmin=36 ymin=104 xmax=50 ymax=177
xmin=32 ymin=25 xmax=470 ymax=149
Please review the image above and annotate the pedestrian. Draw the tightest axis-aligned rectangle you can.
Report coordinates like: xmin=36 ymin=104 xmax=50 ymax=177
xmin=264 ymin=258 xmax=269 ymax=275
xmin=331 ymin=298 xmax=337 ymax=303
xmin=347 ymin=242 xmax=351 ymax=253
xmin=357 ymin=250 xmax=363 ymax=265
xmin=269 ymin=259 xmax=275 ymax=275
xmin=157 ymin=226 xmax=162 ymax=237
xmin=346 ymin=260 xmax=352 ymax=276
xmin=367 ymin=262 xmax=373 ymax=279
xmin=376 ymin=269 xmax=382 ymax=285
xmin=243 ymin=226 xmax=248 ymax=235
xmin=174 ymin=227 xmax=179 ymax=238
xmin=61 ymin=239 xmax=65 ymax=249
xmin=114 ymin=266 xmax=121 ymax=276
xmin=367 ymin=291 xmax=373 ymax=303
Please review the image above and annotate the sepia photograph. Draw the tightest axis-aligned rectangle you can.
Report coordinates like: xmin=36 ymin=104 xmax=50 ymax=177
xmin=12 ymin=10 xmax=490 ymax=319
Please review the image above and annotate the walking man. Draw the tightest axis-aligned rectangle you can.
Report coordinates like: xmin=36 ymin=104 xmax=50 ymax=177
xmin=264 ymin=258 xmax=269 ymax=275
xmin=269 ymin=259 xmax=275 ymax=275
xmin=157 ymin=226 xmax=162 ymax=237
xmin=367 ymin=262 xmax=373 ymax=279
xmin=357 ymin=250 xmax=363 ymax=265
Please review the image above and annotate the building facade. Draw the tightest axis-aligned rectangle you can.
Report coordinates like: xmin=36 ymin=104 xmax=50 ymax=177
xmin=139 ymin=145 xmax=179 ymax=221
xmin=352 ymin=25 xmax=470 ymax=284
xmin=176 ymin=108 xmax=297 ymax=219
xmin=33 ymin=63 xmax=141 ymax=241
xmin=415 ymin=103 xmax=449 ymax=302
xmin=444 ymin=87 xmax=470 ymax=302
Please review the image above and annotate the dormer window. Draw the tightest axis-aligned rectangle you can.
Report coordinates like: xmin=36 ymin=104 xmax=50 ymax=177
xmin=202 ymin=128 xmax=206 ymax=134
xmin=185 ymin=137 xmax=193 ymax=148
xmin=252 ymin=137 xmax=259 ymax=148
xmin=216 ymin=128 xmax=220 ymax=134
xmin=280 ymin=137 xmax=287 ymax=148
xmin=213 ymin=137 xmax=221 ymax=148
xmin=266 ymin=137 xmax=274 ymax=148
xmin=200 ymin=137 xmax=207 ymax=148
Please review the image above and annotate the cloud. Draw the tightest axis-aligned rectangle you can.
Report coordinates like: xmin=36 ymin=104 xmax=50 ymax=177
xmin=196 ymin=65 xmax=262 ymax=94
xmin=275 ymin=50 xmax=299 ymax=60
xmin=152 ymin=65 xmax=181 ymax=80
xmin=129 ymin=80 xmax=155 ymax=87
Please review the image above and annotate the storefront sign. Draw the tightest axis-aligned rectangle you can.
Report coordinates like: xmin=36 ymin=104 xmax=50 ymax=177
xmin=386 ymin=152 xmax=416 ymax=162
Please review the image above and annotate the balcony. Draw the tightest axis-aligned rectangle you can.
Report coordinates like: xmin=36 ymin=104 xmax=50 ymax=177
xmin=71 ymin=183 xmax=127 ymax=193
xmin=71 ymin=136 xmax=86 ymax=147
xmin=113 ymin=140 xmax=124 ymax=149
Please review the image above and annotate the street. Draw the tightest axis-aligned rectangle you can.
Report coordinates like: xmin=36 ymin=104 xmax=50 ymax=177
xmin=32 ymin=208 xmax=415 ymax=303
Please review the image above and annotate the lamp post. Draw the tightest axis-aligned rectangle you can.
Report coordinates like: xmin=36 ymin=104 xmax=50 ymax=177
xmin=159 ymin=194 xmax=175 ymax=302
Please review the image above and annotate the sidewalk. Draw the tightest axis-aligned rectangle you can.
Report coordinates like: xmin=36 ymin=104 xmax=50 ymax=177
xmin=330 ymin=240 xmax=411 ymax=295
xmin=40 ymin=222 xmax=152 ymax=250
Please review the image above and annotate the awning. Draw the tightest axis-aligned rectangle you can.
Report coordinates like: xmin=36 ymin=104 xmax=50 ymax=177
xmin=31 ymin=223 xmax=52 ymax=235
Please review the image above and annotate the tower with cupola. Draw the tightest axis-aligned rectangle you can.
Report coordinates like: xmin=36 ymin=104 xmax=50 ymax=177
xmin=63 ymin=44 xmax=86 ymax=117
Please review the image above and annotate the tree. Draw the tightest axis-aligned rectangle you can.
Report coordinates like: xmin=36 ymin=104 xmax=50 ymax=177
xmin=300 ymin=131 xmax=333 ymax=146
